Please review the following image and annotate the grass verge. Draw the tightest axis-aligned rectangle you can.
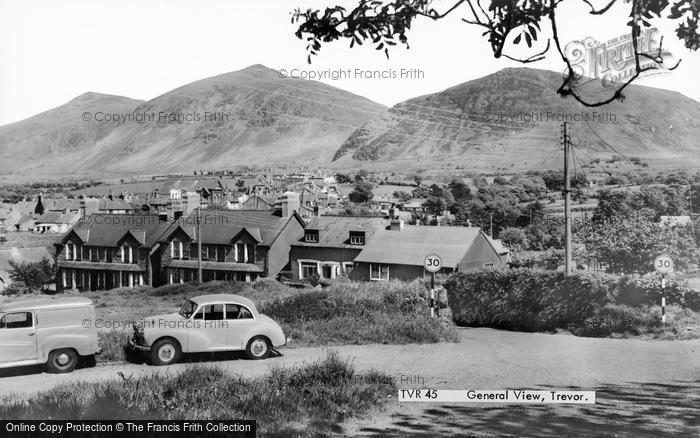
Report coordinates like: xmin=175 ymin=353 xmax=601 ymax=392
xmin=0 ymin=353 xmax=395 ymax=437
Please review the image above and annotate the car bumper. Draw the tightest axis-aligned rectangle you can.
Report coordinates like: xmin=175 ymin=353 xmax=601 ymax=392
xmin=127 ymin=339 xmax=151 ymax=352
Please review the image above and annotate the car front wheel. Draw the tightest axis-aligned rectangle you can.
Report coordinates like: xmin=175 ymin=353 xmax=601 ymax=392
xmin=47 ymin=349 xmax=78 ymax=373
xmin=246 ymin=336 xmax=271 ymax=360
xmin=150 ymin=338 xmax=182 ymax=366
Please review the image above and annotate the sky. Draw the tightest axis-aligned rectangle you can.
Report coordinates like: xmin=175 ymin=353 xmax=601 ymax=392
xmin=0 ymin=0 xmax=698 ymax=126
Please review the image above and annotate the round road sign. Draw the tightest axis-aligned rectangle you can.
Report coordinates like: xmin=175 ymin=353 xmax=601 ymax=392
xmin=424 ymin=254 xmax=442 ymax=273
xmin=654 ymin=255 xmax=674 ymax=274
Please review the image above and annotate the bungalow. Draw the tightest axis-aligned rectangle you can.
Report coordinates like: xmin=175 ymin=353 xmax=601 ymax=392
xmin=55 ymin=214 xmax=171 ymax=291
xmin=34 ymin=211 xmax=81 ymax=234
xmin=351 ymin=219 xmax=506 ymax=281
xmin=158 ymin=194 xmax=305 ymax=284
xmin=289 ymin=216 xmax=388 ymax=281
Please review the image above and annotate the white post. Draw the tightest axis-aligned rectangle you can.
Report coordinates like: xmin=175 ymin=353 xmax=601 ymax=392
xmin=661 ymin=275 xmax=666 ymax=324
xmin=430 ymin=288 xmax=436 ymax=318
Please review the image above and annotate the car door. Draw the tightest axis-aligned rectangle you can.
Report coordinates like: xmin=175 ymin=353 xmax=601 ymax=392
xmin=224 ymin=304 xmax=256 ymax=350
xmin=0 ymin=311 xmax=37 ymax=364
xmin=190 ymin=304 xmax=228 ymax=351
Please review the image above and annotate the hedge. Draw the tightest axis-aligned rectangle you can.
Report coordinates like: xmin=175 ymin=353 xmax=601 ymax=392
xmin=444 ymin=269 xmax=697 ymax=332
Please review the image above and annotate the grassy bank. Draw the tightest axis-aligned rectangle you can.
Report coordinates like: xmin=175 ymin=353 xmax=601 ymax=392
xmin=0 ymin=353 xmax=395 ymax=437
xmin=88 ymin=278 xmax=457 ymax=362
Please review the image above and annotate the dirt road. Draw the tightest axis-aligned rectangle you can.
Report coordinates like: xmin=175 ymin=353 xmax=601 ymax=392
xmin=1 ymin=328 xmax=698 ymax=436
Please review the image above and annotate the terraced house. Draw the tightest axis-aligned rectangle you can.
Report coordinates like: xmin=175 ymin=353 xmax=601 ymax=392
xmin=158 ymin=201 xmax=304 ymax=284
xmin=55 ymin=215 xmax=170 ymax=291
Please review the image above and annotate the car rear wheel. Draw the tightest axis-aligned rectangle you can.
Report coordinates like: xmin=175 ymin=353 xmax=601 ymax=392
xmin=150 ymin=338 xmax=182 ymax=366
xmin=47 ymin=349 xmax=78 ymax=373
xmin=246 ymin=336 xmax=271 ymax=360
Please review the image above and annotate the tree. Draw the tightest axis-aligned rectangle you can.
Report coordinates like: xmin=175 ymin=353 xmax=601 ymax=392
xmin=578 ymin=216 xmax=698 ymax=274
xmin=499 ymin=227 xmax=528 ymax=250
xmin=9 ymin=258 xmax=56 ymax=291
xmin=335 ymin=173 xmax=353 ymax=184
xmin=348 ymin=181 xmax=374 ymax=203
xmin=448 ymin=178 xmax=471 ymax=202
xmin=292 ymin=0 xmax=698 ymax=107
xmin=393 ymin=190 xmax=412 ymax=202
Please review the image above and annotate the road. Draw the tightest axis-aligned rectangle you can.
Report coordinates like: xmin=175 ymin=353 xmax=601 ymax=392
xmin=1 ymin=328 xmax=698 ymax=436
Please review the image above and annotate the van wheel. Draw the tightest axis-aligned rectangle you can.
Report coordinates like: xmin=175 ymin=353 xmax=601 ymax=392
xmin=47 ymin=349 xmax=78 ymax=373
xmin=246 ymin=336 xmax=271 ymax=360
xmin=150 ymin=338 xmax=182 ymax=366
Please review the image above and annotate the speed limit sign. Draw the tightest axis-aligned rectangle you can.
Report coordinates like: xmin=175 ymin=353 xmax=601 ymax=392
xmin=424 ymin=254 xmax=442 ymax=273
xmin=654 ymin=255 xmax=674 ymax=274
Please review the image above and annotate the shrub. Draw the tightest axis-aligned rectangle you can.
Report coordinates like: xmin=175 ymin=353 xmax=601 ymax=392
xmin=445 ymin=269 xmax=615 ymax=331
xmin=576 ymin=304 xmax=662 ymax=337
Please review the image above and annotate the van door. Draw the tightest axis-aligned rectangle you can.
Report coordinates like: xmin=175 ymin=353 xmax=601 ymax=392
xmin=0 ymin=312 xmax=37 ymax=363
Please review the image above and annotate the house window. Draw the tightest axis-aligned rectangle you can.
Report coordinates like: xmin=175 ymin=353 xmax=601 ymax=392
xmin=201 ymin=245 xmax=210 ymax=261
xmin=235 ymin=243 xmax=248 ymax=263
xmin=349 ymin=231 xmax=365 ymax=245
xmin=342 ymin=262 xmax=354 ymax=274
xmin=246 ymin=244 xmax=255 ymax=263
xmin=370 ymin=264 xmax=389 ymax=281
xmin=65 ymin=243 xmax=74 ymax=260
xmin=301 ymin=262 xmax=318 ymax=279
xmin=120 ymin=245 xmax=133 ymax=264
xmin=171 ymin=240 xmax=183 ymax=260
xmin=304 ymin=230 xmax=319 ymax=243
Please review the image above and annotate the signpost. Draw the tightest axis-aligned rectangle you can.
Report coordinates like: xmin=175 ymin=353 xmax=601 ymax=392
xmin=424 ymin=254 xmax=442 ymax=318
xmin=654 ymin=255 xmax=674 ymax=324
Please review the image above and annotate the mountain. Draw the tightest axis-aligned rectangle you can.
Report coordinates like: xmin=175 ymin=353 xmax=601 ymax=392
xmin=0 ymin=64 xmax=386 ymax=176
xmin=0 ymin=93 xmax=145 ymax=175
xmin=331 ymin=68 xmax=700 ymax=170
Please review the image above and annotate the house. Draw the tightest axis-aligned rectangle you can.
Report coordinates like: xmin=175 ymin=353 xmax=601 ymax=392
xmin=34 ymin=211 xmax=81 ymax=233
xmin=290 ymin=216 xmax=388 ymax=281
xmin=158 ymin=192 xmax=305 ymax=284
xmin=14 ymin=214 xmax=36 ymax=232
xmin=55 ymin=214 xmax=171 ymax=291
xmin=240 ymin=194 xmax=276 ymax=210
xmin=351 ymin=219 xmax=506 ymax=281
xmin=0 ymin=246 xmax=54 ymax=293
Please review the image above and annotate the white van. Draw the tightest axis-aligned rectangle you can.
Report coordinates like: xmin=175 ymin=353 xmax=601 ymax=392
xmin=0 ymin=296 xmax=100 ymax=373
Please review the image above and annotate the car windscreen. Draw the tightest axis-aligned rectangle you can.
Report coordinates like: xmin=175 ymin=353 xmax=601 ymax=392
xmin=179 ymin=300 xmax=197 ymax=318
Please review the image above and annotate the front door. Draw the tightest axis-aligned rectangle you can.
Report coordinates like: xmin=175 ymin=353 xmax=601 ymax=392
xmin=0 ymin=312 xmax=37 ymax=364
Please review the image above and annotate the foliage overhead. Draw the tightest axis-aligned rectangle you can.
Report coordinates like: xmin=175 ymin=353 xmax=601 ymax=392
xmin=292 ymin=0 xmax=699 ymax=106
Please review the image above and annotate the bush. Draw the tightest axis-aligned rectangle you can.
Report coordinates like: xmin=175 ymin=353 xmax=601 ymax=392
xmin=445 ymin=269 xmax=615 ymax=331
xmin=576 ymin=304 xmax=662 ymax=337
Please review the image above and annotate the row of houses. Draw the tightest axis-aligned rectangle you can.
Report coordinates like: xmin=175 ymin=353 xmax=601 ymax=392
xmin=53 ymin=193 xmax=509 ymax=292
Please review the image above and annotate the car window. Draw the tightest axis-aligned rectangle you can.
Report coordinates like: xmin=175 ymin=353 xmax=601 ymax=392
xmin=1 ymin=312 xmax=33 ymax=329
xmin=193 ymin=307 xmax=205 ymax=320
xmin=225 ymin=304 xmax=240 ymax=320
xmin=238 ymin=306 xmax=253 ymax=320
xmin=203 ymin=304 xmax=224 ymax=321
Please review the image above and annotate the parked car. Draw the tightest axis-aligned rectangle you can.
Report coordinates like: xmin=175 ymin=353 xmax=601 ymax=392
xmin=0 ymin=296 xmax=100 ymax=373
xmin=127 ymin=294 xmax=286 ymax=365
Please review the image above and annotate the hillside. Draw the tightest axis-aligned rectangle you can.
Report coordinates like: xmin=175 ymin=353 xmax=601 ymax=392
xmin=0 ymin=65 xmax=386 ymax=176
xmin=331 ymin=68 xmax=700 ymax=171
xmin=0 ymin=93 xmax=145 ymax=175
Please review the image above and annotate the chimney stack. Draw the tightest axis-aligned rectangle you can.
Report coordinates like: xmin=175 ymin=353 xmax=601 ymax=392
xmin=278 ymin=191 xmax=300 ymax=218
xmin=389 ymin=218 xmax=404 ymax=231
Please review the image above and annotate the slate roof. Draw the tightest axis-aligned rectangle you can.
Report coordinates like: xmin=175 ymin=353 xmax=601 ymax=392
xmin=292 ymin=216 xmax=388 ymax=249
xmin=160 ymin=209 xmax=301 ymax=246
xmin=62 ymin=214 xmax=171 ymax=247
xmin=35 ymin=211 xmax=81 ymax=225
xmin=354 ymin=226 xmax=486 ymax=268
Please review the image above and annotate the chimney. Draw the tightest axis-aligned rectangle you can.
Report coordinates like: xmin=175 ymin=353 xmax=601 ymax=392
xmin=390 ymin=218 xmax=404 ymax=231
xmin=313 ymin=205 xmax=320 ymax=217
xmin=278 ymin=191 xmax=300 ymax=218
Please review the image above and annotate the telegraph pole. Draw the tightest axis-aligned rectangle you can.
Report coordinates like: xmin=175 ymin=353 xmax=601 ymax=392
xmin=197 ymin=205 xmax=203 ymax=282
xmin=562 ymin=122 xmax=573 ymax=275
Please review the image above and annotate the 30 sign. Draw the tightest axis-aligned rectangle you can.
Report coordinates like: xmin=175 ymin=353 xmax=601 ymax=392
xmin=654 ymin=255 xmax=674 ymax=274
xmin=424 ymin=254 xmax=442 ymax=273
